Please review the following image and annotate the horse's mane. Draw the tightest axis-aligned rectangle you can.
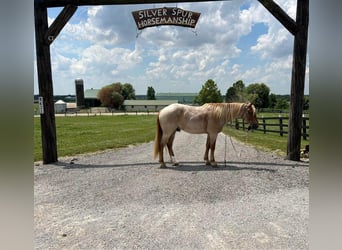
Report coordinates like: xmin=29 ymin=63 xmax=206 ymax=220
xmin=202 ymin=103 xmax=244 ymax=122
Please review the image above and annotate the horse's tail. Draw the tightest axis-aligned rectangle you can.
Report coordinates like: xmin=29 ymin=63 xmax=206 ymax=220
xmin=154 ymin=114 xmax=162 ymax=159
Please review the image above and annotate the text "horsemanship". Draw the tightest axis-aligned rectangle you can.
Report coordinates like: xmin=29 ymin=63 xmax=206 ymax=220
xmin=132 ymin=7 xmax=201 ymax=30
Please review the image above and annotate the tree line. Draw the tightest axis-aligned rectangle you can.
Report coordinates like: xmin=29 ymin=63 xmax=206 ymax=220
xmin=193 ymin=79 xmax=309 ymax=110
xmin=96 ymin=79 xmax=309 ymax=111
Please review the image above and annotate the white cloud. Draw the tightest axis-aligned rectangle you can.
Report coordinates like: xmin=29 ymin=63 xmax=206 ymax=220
xmin=35 ymin=0 xmax=308 ymax=95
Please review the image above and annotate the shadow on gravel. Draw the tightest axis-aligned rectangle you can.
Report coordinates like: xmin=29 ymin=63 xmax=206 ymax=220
xmin=171 ymin=163 xmax=277 ymax=172
xmin=55 ymin=161 xmax=159 ymax=169
xmin=55 ymin=160 xmax=307 ymax=172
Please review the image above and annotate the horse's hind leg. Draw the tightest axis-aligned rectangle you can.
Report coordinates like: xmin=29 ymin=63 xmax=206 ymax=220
xmin=159 ymin=134 xmax=169 ymax=168
xmin=167 ymin=131 xmax=178 ymax=166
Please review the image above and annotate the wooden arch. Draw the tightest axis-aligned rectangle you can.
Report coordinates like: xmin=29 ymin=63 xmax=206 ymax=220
xmin=34 ymin=0 xmax=308 ymax=164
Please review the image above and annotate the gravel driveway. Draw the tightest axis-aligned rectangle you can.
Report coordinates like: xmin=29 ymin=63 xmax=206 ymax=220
xmin=34 ymin=131 xmax=309 ymax=249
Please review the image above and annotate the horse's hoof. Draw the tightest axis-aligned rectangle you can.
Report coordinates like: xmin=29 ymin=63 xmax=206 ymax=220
xmin=205 ymin=161 xmax=211 ymax=166
xmin=172 ymin=162 xmax=179 ymax=166
xmin=211 ymin=165 xmax=219 ymax=168
xmin=210 ymin=162 xmax=218 ymax=168
xmin=159 ymin=164 xmax=167 ymax=169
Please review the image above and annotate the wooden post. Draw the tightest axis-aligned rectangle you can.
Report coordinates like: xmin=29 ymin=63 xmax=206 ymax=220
xmin=35 ymin=2 xmax=77 ymax=164
xmin=34 ymin=4 xmax=58 ymax=164
xmin=258 ymin=0 xmax=309 ymax=161
xmin=279 ymin=114 xmax=283 ymax=137
xmin=302 ymin=114 xmax=307 ymax=140
xmin=235 ymin=119 xmax=239 ymax=130
xmin=262 ymin=116 xmax=266 ymax=134
xmin=286 ymin=0 xmax=309 ymax=160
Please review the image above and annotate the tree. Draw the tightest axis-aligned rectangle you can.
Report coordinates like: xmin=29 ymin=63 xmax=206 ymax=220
xmin=232 ymin=80 xmax=246 ymax=100
xmin=97 ymin=82 xmax=135 ymax=109
xmin=274 ymin=98 xmax=289 ymax=110
xmin=110 ymin=91 xmax=124 ymax=109
xmin=97 ymin=85 xmax=115 ymax=107
xmin=121 ymin=83 xmax=136 ymax=100
xmin=225 ymin=80 xmax=246 ymax=102
xmin=225 ymin=87 xmax=237 ymax=102
xmin=147 ymin=86 xmax=156 ymax=100
xmin=268 ymin=93 xmax=277 ymax=109
xmin=246 ymin=83 xmax=270 ymax=109
xmin=194 ymin=79 xmax=223 ymax=105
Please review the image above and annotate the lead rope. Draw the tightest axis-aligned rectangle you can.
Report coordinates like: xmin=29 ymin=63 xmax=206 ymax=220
xmin=224 ymin=131 xmax=241 ymax=167
xmin=224 ymin=134 xmax=227 ymax=167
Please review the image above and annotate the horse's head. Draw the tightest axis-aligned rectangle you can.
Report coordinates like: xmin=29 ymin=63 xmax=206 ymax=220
xmin=242 ymin=103 xmax=259 ymax=131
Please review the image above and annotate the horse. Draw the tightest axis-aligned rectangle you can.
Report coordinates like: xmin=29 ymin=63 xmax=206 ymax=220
xmin=154 ymin=102 xmax=259 ymax=168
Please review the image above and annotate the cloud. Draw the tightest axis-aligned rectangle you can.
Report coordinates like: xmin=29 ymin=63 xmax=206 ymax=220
xmin=35 ymin=0 xmax=308 ymax=95
xmin=247 ymin=0 xmax=295 ymax=59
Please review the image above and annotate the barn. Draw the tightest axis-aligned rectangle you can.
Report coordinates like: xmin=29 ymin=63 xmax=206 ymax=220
xmin=123 ymin=100 xmax=178 ymax=112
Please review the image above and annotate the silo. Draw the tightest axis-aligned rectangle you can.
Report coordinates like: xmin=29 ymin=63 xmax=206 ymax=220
xmin=75 ymin=79 xmax=85 ymax=108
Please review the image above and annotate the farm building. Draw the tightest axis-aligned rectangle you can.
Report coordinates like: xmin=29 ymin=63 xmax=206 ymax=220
xmin=123 ymin=100 xmax=178 ymax=112
xmin=84 ymin=88 xmax=102 ymax=108
xmin=54 ymin=100 xmax=67 ymax=113
xmin=66 ymin=102 xmax=78 ymax=113
xmin=54 ymin=100 xmax=78 ymax=113
xmin=80 ymin=89 xmax=197 ymax=108
xmin=156 ymin=93 xmax=197 ymax=104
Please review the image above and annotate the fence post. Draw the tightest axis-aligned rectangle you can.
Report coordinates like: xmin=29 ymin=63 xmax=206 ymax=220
xmin=302 ymin=114 xmax=307 ymax=140
xmin=235 ymin=119 xmax=239 ymax=130
xmin=242 ymin=119 xmax=245 ymax=130
xmin=262 ymin=116 xmax=266 ymax=134
xmin=279 ymin=114 xmax=283 ymax=136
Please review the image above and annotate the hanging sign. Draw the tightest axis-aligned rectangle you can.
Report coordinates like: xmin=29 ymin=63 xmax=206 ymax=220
xmin=38 ymin=96 xmax=44 ymax=114
xmin=132 ymin=7 xmax=201 ymax=30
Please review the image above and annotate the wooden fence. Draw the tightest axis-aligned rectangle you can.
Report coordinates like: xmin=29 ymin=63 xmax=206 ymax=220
xmin=232 ymin=115 xmax=309 ymax=140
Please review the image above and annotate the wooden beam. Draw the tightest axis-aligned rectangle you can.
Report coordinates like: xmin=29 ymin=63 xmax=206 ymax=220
xmin=258 ymin=0 xmax=297 ymax=35
xmin=45 ymin=4 xmax=78 ymax=45
xmin=36 ymin=0 xmax=229 ymax=8
xmin=34 ymin=4 xmax=58 ymax=164
xmin=286 ymin=0 xmax=309 ymax=161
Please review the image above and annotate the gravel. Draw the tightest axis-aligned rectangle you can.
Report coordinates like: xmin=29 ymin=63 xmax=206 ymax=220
xmin=34 ymin=131 xmax=309 ymax=249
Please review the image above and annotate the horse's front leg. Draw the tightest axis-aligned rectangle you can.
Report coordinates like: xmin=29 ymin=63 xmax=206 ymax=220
xmin=209 ymin=133 xmax=218 ymax=167
xmin=204 ymin=135 xmax=210 ymax=165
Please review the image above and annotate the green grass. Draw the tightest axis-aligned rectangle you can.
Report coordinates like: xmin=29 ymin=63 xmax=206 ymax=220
xmin=34 ymin=113 xmax=309 ymax=161
xmin=222 ymin=125 xmax=309 ymax=157
xmin=34 ymin=115 xmax=156 ymax=161
xmin=221 ymin=112 xmax=309 ymax=157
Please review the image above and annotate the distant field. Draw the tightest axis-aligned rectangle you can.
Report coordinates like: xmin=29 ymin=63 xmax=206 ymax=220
xmin=34 ymin=113 xmax=309 ymax=161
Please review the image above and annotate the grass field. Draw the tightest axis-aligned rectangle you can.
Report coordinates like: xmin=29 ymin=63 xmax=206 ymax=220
xmin=223 ymin=112 xmax=309 ymax=156
xmin=34 ymin=114 xmax=309 ymax=161
xmin=34 ymin=115 xmax=156 ymax=161
xmin=223 ymin=126 xmax=297 ymax=157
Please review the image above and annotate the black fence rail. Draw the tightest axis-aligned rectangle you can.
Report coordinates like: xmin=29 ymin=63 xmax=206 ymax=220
xmin=232 ymin=115 xmax=309 ymax=140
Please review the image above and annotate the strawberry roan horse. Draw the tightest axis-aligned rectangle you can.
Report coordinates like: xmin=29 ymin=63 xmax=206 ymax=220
xmin=154 ymin=102 xmax=259 ymax=168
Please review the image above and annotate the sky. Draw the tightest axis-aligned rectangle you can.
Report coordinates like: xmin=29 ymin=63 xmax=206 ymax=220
xmin=34 ymin=0 xmax=309 ymax=95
